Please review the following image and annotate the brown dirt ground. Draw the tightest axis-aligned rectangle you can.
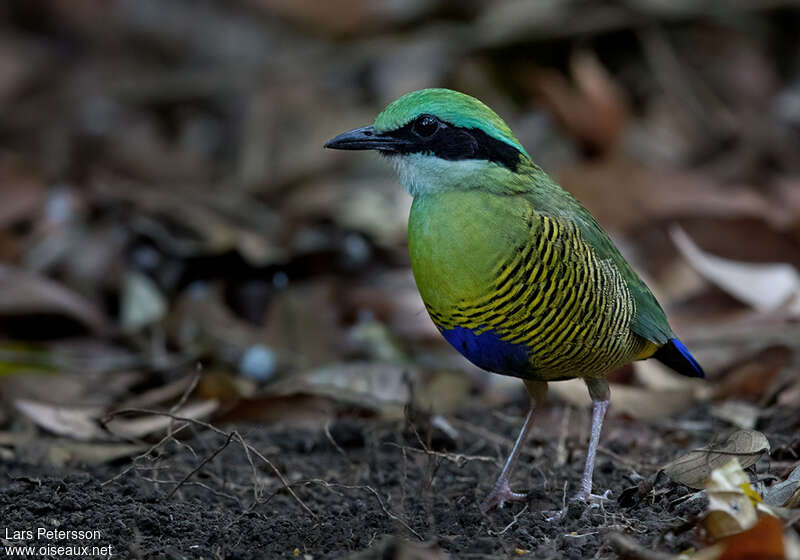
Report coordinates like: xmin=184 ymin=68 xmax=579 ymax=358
xmin=4 ymin=399 xmax=784 ymax=560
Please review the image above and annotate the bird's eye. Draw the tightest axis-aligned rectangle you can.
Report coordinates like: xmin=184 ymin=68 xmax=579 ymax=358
xmin=412 ymin=115 xmax=440 ymax=138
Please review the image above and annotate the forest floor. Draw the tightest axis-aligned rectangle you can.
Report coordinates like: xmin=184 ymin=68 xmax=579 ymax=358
xmin=3 ymin=2 xmax=800 ymax=559
xmin=6 ymin=398 xmax=795 ymax=559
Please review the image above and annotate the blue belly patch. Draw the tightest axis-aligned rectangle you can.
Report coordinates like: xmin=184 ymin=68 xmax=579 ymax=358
xmin=441 ymin=326 xmax=530 ymax=375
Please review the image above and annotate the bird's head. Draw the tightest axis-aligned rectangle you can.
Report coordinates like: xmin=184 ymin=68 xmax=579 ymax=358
xmin=325 ymin=88 xmax=532 ymax=196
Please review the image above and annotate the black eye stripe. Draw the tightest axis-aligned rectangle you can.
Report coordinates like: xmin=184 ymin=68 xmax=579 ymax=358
xmin=382 ymin=118 xmax=521 ymax=171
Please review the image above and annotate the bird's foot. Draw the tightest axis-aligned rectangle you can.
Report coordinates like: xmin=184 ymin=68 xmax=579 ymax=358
xmin=572 ymin=488 xmax=612 ymax=508
xmin=543 ymin=489 xmax=612 ymax=521
xmin=481 ymin=479 xmax=527 ymax=512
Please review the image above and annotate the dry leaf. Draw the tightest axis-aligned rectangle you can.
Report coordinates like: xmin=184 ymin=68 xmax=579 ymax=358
xmin=105 ymin=400 xmax=218 ymax=439
xmin=634 ymin=359 xmax=705 ymax=391
xmin=778 ymin=380 xmax=800 ymax=408
xmin=14 ymin=393 xmax=210 ymax=444
xmin=713 ymin=345 xmax=792 ymax=403
xmin=710 ymin=401 xmax=761 ymax=430
xmin=346 ymin=270 xmax=441 ymax=343
xmin=549 ymin=377 xmax=704 ymax=421
xmin=671 ymin=226 xmax=800 ymax=315
xmin=245 ymin=0 xmax=429 ymax=36
xmin=663 ymin=430 xmax=770 ymax=489
xmin=216 ymin=394 xmax=337 ymax=429
xmin=120 ymin=271 xmax=167 ymax=332
xmin=764 ymin=463 xmax=800 ymax=508
xmin=117 ymin=374 xmax=200 ymax=410
xmin=704 ymin=459 xmax=762 ymax=539
xmin=683 ymin=516 xmax=798 ymax=560
xmin=532 ymin=49 xmax=627 ymax=152
xmin=414 ymin=370 xmax=472 ymax=414
xmin=0 ymin=265 xmax=107 ymax=332
xmin=14 ymin=399 xmax=107 ymax=441
xmin=91 ymin=179 xmax=285 ymax=264
xmin=167 ymin=288 xmax=270 ymax=363
xmin=718 ymin=515 xmax=785 ymax=559
xmin=269 ymin=362 xmax=413 ymax=417
xmin=261 ymin=280 xmax=346 ymax=369
xmin=42 ymin=441 xmax=146 ymax=467
xmin=0 ymin=161 xmax=45 ymax=229
xmin=605 ymin=385 xmax=701 ymax=421
xmin=558 ymin=161 xmax=773 ymax=234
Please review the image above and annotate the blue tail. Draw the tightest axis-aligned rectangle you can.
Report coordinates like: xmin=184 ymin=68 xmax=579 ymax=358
xmin=653 ymin=338 xmax=705 ymax=378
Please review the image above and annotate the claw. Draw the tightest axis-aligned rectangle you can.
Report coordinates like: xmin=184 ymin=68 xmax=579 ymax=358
xmin=543 ymin=489 xmax=612 ymax=521
xmin=481 ymin=383 xmax=546 ymax=513
xmin=481 ymin=479 xmax=527 ymax=512
xmin=544 ymin=507 xmax=566 ymax=522
xmin=573 ymin=489 xmax=612 ymax=507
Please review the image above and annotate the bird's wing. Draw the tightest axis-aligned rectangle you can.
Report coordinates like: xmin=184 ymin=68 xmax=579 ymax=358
xmin=522 ymin=180 xmax=674 ymax=346
xmin=598 ymin=240 xmax=671 ymax=344
xmin=548 ymin=203 xmax=673 ymax=345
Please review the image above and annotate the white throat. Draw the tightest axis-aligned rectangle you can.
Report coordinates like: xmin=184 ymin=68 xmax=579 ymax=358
xmin=390 ymin=153 xmax=488 ymax=197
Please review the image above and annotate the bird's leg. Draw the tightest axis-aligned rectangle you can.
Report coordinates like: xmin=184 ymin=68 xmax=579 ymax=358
xmin=575 ymin=378 xmax=612 ymax=505
xmin=482 ymin=380 xmax=547 ymax=512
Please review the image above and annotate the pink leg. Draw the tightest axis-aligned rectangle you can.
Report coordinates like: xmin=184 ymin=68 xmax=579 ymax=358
xmin=482 ymin=380 xmax=547 ymax=512
xmin=575 ymin=378 xmax=612 ymax=504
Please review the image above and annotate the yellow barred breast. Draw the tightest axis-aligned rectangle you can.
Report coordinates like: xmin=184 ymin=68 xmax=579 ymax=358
xmin=409 ymin=191 xmax=651 ymax=381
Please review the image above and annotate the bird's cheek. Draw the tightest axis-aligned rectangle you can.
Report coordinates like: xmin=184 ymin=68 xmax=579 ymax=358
xmin=455 ymin=133 xmax=478 ymax=159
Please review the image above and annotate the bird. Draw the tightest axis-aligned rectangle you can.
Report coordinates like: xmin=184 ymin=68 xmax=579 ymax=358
xmin=324 ymin=88 xmax=704 ymax=512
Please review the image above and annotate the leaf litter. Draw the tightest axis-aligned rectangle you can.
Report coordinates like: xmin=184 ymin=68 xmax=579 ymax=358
xmin=1 ymin=2 xmax=800 ymax=559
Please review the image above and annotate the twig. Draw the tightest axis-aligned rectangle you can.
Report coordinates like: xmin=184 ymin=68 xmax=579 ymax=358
xmin=170 ymin=371 xmax=201 ymax=415
xmin=545 ymin=480 xmax=570 ymax=522
xmin=565 ymin=531 xmax=599 ymax=538
xmin=304 ymin=479 xmax=424 ymax=541
xmin=167 ymin=431 xmax=234 ymax=499
xmin=607 ymin=532 xmax=676 ymax=560
xmin=385 ymin=442 xmax=498 ymax=468
xmin=101 ymin=422 xmax=192 ymax=486
xmin=597 ymin=445 xmax=654 ymax=472
xmin=141 ymin=477 xmax=240 ymax=504
xmin=104 ymin=407 xmax=315 ymax=518
xmin=449 ymin=418 xmax=537 ymax=458
xmin=488 ymin=504 xmax=528 ymax=536
xmin=324 ymin=420 xmax=351 ymax=465
xmin=231 ymin=431 xmax=260 ymax=501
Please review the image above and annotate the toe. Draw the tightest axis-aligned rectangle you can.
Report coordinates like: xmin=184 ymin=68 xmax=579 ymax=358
xmin=482 ymin=482 xmax=528 ymax=512
xmin=573 ymin=489 xmax=612 ymax=505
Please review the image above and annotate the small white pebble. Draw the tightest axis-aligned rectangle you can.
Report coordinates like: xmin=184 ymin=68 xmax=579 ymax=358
xmin=239 ymin=344 xmax=277 ymax=381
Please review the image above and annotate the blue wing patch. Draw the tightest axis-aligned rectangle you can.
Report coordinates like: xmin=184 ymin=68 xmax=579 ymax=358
xmin=653 ymin=338 xmax=705 ymax=378
xmin=441 ymin=326 xmax=530 ymax=375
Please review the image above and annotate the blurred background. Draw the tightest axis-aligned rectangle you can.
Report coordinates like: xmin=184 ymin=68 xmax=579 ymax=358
xmin=1 ymin=0 xmax=800 ymax=512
